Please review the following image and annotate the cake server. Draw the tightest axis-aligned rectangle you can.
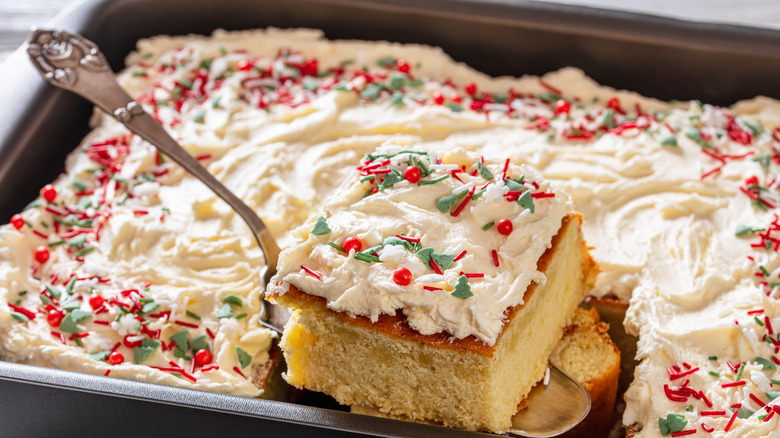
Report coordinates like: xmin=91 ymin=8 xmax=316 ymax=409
xmin=27 ymin=28 xmax=590 ymax=437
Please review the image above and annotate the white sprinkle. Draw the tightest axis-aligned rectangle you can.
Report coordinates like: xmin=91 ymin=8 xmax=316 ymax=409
xmin=483 ymin=103 xmax=508 ymax=112
xmin=452 ymin=182 xmax=475 ymax=195
xmin=393 ymin=180 xmax=411 ymax=188
xmin=543 ymin=367 xmax=550 ymax=385
xmin=718 ymin=308 xmax=733 ymax=318
xmin=415 ymin=274 xmax=445 ymax=284
xmin=430 ymin=164 xmax=458 ymax=171
xmin=512 ymin=209 xmax=532 ymax=225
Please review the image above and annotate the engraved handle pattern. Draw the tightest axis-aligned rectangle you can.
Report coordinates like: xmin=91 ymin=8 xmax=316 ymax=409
xmin=26 ymin=30 xmax=283 ymax=329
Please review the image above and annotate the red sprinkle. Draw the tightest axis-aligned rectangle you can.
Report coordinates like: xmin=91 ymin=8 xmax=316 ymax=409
xmin=464 ymin=82 xmax=477 ymax=95
xmin=9 ymin=303 xmax=36 ymax=320
xmin=747 ymin=309 xmax=764 ymax=315
xmin=538 ymin=79 xmax=562 ymax=96
xmin=423 ymin=286 xmax=442 ymax=291
xmin=10 ymin=214 xmax=24 ymax=230
xmin=34 ymin=246 xmax=50 ymax=264
xmin=233 ymin=366 xmax=247 ymax=379
xmin=392 ymin=267 xmax=413 ymax=286
xmin=671 ymin=431 xmax=696 ymax=437
xmin=206 ymin=328 xmax=216 ymax=339
xmin=395 ymin=234 xmax=420 ymax=243
xmin=429 ymin=260 xmax=443 ymax=275
xmin=491 ymin=249 xmax=499 ymax=267
xmin=700 ymin=410 xmax=726 ymax=416
xmin=301 ymin=265 xmax=322 ymax=280
xmin=93 ymin=320 xmax=110 ymax=326
xmin=501 ymin=158 xmax=510 ymax=181
xmin=461 ymin=272 xmax=484 ymax=278
xmin=721 ymin=380 xmax=746 ymax=388
xmin=724 ymin=409 xmax=739 ymax=432
xmin=453 ymin=250 xmax=467 ymax=262
xmin=174 ymin=320 xmax=199 ymax=329
xmin=41 ymin=184 xmax=57 ymax=202
xmin=531 ymin=192 xmax=555 ymax=199
xmin=451 ymin=186 xmax=475 ymax=217
xmin=669 ymin=367 xmax=700 ymax=381
xmin=701 ymin=423 xmax=714 ymax=433
xmin=200 ymin=365 xmax=219 ymax=373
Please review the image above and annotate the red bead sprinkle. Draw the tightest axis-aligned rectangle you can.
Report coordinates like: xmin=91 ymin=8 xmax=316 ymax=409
xmin=194 ymin=349 xmax=212 ymax=366
xmin=34 ymin=246 xmax=50 ymax=264
xmin=88 ymin=294 xmax=106 ymax=310
xmin=497 ymin=219 xmax=513 ymax=235
xmin=432 ymin=92 xmax=444 ymax=105
xmin=555 ymin=99 xmax=571 ymax=114
xmin=392 ymin=267 xmax=413 ymax=286
xmin=10 ymin=214 xmax=24 ymax=230
xmin=342 ymin=237 xmax=362 ymax=253
xmin=404 ymin=166 xmax=421 ymax=183
xmin=46 ymin=309 xmax=63 ymax=327
xmin=396 ymin=59 xmax=410 ymax=73
xmin=464 ymin=82 xmax=477 ymax=95
xmin=41 ymin=184 xmax=57 ymax=202
xmin=108 ymin=351 xmax=124 ymax=365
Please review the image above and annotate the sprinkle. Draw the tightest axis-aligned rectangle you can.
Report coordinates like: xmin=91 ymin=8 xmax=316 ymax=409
xmin=233 ymin=366 xmax=247 ymax=379
xmin=174 ymin=320 xmax=199 ymax=329
xmin=700 ymin=410 xmax=726 ymax=416
xmin=206 ymin=328 xmax=215 ymax=339
xmin=701 ymin=423 xmax=714 ymax=433
xmin=724 ymin=409 xmax=739 ymax=432
xmin=453 ymin=250 xmax=467 ymax=262
xmin=301 ymin=265 xmax=322 ymax=280
xmin=328 ymin=242 xmax=346 ymax=252
xmin=429 ymin=260 xmax=443 ymax=275
xmin=722 ymin=380 xmax=746 ymax=388
xmin=395 ymin=234 xmax=420 ymax=243
xmin=670 ymin=431 xmax=696 ymax=437
xmin=670 ymin=367 xmax=699 ymax=381
xmin=104 ymin=370 xmax=111 ymax=376
xmin=423 ymin=286 xmax=442 ymax=291
xmin=460 ymin=272 xmax=485 ymax=278
xmin=748 ymin=308 xmax=765 ymax=315
xmin=501 ymin=158 xmax=510 ymax=181
xmin=491 ymin=249 xmax=499 ymax=267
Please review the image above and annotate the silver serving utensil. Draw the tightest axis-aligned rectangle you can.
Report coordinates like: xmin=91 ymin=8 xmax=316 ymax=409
xmin=27 ymin=29 xmax=591 ymax=436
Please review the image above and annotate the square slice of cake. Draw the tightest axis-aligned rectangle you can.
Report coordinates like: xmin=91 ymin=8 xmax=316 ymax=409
xmin=267 ymin=142 xmax=597 ymax=432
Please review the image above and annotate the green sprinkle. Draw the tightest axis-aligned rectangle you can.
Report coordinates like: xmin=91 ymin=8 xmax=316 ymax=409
xmin=236 ymin=346 xmax=252 ymax=369
xmin=760 ymin=265 xmax=771 ymax=276
xmin=708 ymin=370 xmax=721 ymax=377
xmin=311 ymin=216 xmax=331 ymax=236
xmin=141 ymin=302 xmax=160 ymax=314
xmin=431 ymin=253 xmax=455 ymax=271
xmin=756 ymin=316 xmax=766 ymax=326
xmin=185 ymin=310 xmax=201 ymax=320
xmin=18 ymin=291 xmax=27 ymax=296
xmin=660 ymin=136 xmax=678 ymax=147
xmin=170 ymin=331 xmax=189 ymax=353
xmin=71 ymin=179 xmax=87 ymax=191
xmin=379 ymin=172 xmax=402 ymax=190
xmin=685 ymin=405 xmax=693 ymax=412
xmin=10 ymin=312 xmax=28 ymax=323
xmin=418 ymin=175 xmax=449 ymax=186
xmin=767 ymin=391 xmax=780 ymax=400
xmin=445 ymin=102 xmax=463 ymax=113
xmin=193 ymin=111 xmax=205 ymax=123
xmin=483 ymin=221 xmax=495 ymax=231
xmin=223 ymin=295 xmax=243 ymax=307
xmin=658 ymin=413 xmax=686 ymax=436
xmin=328 ymin=242 xmax=346 ymax=252
xmin=190 ymin=335 xmax=209 ymax=352
xmin=733 ymin=407 xmax=754 ymax=419
xmin=436 ymin=194 xmax=461 ymax=213
xmin=39 ymin=294 xmax=51 ymax=305
xmin=756 ymin=357 xmax=777 ymax=370
xmin=235 ymin=313 xmax=248 ymax=320
xmin=89 ymin=351 xmax=111 ymax=362
xmin=518 ymin=190 xmax=535 ymax=213
xmin=211 ymin=96 xmax=222 ymax=109
xmin=772 ymin=380 xmax=780 ymax=386
xmin=451 ymin=275 xmax=473 ymax=298
xmin=376 ymin=56 xmax=396 ymax=69
xmin=736 ymin=224 xmax=766 ymax=236
xmin=45 ymin=285 xmax=63 ymax=299
xmin=354 ymin=252 xmax=380 ymax=263
xmin=472 ymin=189 xmax=485 ymax=200
xmin=215 ymin=303 xmax=233 ymax=319
xmin=47 ymin=240 xmax=66 ymax=248
xmin=477 ymin=162 xmax=494 ymax=180
xmin=359 ymin=175 xmax=376 ymax=183
xmin=60 ymin=309 xmax=92 ymax=334
xmin=736 ymin=363 xmax=745 ymax=381
xmin=361 ymin=83 xmax=384 ymax=101
xmin=65 ymin=276 xmax=77 ymax=295
xmin=133 ymin=339 xmax=161 ymax=364
xmin=74 ymin=246 xmax=95 ymax=258
xmin=416 ymin=247 xmax=434 ymax=265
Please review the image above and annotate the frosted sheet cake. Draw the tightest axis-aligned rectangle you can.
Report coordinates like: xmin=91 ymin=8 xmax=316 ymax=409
xmin=2 ymin=27 xmax=780 ymax=435
xmin=267 ymin=145 xmax=595 ymax=432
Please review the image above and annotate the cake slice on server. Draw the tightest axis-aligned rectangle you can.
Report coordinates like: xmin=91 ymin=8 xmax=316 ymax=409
xmin=266 ymin=141 xmax=598 ymax=433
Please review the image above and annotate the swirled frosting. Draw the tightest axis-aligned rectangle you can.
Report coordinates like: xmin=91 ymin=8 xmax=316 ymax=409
xmin=2 ymin=28 xmax=780 ymax=435
xmin=267 ymin=144 xmax=573 ymax=345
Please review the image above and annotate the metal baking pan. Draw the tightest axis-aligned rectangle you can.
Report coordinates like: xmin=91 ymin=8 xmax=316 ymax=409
xmin=2 ymin=0 xmax=780 ymax=436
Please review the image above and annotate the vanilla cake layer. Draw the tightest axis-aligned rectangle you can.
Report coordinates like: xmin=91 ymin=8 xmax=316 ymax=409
xmin=351 ymin=306 xmax=621 ymax=437
xmin=271 ymin=213 xmax=595 ymax=432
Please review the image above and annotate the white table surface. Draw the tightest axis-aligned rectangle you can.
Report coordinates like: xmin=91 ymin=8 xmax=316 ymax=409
xmin=2 ymin=0 xmax=780 ymax=65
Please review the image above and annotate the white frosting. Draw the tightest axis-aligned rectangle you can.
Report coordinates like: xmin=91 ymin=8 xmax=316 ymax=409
xmin=267 ymin=144 xmax=573 ymax=345
xmin=2 ymin=28 xmax=780 ymax=435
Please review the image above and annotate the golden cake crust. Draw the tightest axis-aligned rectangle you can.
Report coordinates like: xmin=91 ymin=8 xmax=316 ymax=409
xmin=270 ymin=213 xmax=597 ymax=358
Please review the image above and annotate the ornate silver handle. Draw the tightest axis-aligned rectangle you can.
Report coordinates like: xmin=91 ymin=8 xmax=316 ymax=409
xmin=27 ymin=29 xmax=281 ymax=290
